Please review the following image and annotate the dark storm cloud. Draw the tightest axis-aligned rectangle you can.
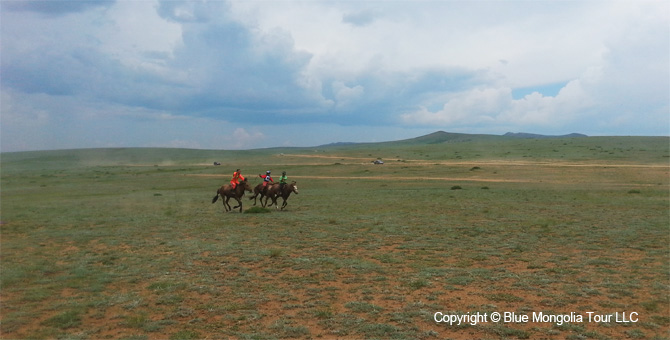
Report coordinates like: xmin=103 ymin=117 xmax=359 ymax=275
xmin=1 ymin=0 xmax=321 ymax=118
xmin=163 ymin=22 xmax=321 ymax=116
xmin=1 ymin=38 xmax=178 ymax=111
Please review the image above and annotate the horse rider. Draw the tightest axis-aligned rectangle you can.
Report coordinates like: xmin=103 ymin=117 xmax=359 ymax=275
xmin=279 ymin=171 xmax=288 ymax=191
xmin=231 ymin=169 xmax=244 ymax=189
xmin=259 ymin=170 xmax=274 ymax=192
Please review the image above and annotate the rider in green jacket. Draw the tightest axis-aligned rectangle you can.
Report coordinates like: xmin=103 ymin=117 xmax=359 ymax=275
xmin=279 ymin=171 xmax=288 ymax=191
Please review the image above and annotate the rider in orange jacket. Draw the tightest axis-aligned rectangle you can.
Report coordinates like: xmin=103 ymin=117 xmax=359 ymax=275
xmin=231 ymin=169 xmax=245 ymax=189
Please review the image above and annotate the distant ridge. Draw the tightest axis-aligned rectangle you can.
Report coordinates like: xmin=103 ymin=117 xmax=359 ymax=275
xmin=317 ymin=131 xmax=483 ymax=147
xmin=319 ymin=131 xmax=589 ymax=147
xmin=394 ymin=130 xmax=588 ymax=144
xmin=318 ymin=142 xmax=358 ymax=147
xmin=396 ymin=131 xmax=498 ymax=144
xmin=504 ymin=132 xmax=588 ymax=139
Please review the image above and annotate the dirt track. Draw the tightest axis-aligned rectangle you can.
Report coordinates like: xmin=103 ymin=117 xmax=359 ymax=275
xmin=282 ymin=154 xmax=669 ymax=168
xmin=118 ymin=154 xmax=668 ymax=169
xmin=189 ymin=154 xmax=668 ymax=185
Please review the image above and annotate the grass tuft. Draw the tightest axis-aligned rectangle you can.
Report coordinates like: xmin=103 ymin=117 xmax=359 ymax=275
xmin=407 ymin=279 xmax=430 ymax=290
xmin=169 ymin=330 xmax=201 ymax=340
xmin=244 ymin=206 xmax=272 ymax=214
xmin=40 ymin=310 xmax=82 ymax=329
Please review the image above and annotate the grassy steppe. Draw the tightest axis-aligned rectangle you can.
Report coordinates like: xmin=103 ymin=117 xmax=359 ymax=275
xmin=1 ymin=136 xmax=669 ymax=339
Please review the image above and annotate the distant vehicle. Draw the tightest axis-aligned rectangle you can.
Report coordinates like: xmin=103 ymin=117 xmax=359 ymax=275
xmin=213 ymin=162 xmax=221 ymax=166
xmin=373 ymin=160 xmax=384 ymax=164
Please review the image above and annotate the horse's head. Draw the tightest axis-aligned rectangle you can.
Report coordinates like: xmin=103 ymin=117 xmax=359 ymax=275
xmin=291 ymin=181 xmax=298 ymax=194
xmin=240 ymin=179 xmax=253 ymax=192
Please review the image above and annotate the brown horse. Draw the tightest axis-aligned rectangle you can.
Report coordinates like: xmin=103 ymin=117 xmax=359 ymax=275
xmin=265 ymin=181 xmax=299 ymax=210
xmin=249 ymin=182 xmax=272 ymax=207
xmin=211 ymin=178 xmax=252 ymax=212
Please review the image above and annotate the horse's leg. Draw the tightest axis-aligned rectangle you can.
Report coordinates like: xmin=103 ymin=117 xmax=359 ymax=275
xmin=280 ymin=191 xmax=293 ymax=210
xmin=233 ymin=197 xmax=243 ymax=212
xmin=259 ymin=186 xmax=267 ymax=207
xmin=224 ymin=196 xmax=231 ymax=212
xmin=263 ymin=192 xmax=272 ymax=207
xmin=219 ymin=194 xmax=226 ymax=212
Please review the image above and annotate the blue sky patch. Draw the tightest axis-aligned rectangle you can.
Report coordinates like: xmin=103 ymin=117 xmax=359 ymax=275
xmin=512 ymin=82 xmax=567 ymax=100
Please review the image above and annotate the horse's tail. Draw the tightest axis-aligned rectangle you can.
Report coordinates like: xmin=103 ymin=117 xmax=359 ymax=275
xmin=212 ymin=192 xmax=219 ymax=204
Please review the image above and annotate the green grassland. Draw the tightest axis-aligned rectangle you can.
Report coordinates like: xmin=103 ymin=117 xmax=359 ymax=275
xmin=1 ymin=134 xmax=669 ymax=339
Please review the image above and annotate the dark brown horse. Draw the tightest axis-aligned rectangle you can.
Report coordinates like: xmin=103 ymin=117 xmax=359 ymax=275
xmin=212 ymin=178 xmax=252 ymax=212
xmin=249 ymin=182 xmax=272 ymax=207
xmin=265 ymin=181 xmax=299 ymax=210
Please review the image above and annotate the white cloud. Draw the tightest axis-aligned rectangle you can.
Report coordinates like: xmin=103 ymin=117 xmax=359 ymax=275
xmin=400 ymin=76 xmax=595 ymax=131
xmin=399 ymin=1 xmax=668 ymax=134
xmin=332 ymin=81 xmax=364 ymax=108
xmin=97 ymin=1 xmax=183 ymax=71
xmin=403 ymin=87 xmax=507 ymax=126
xmin=228 ymin=1 xmax=619 ymax=88
xmin=231 ymin=128 xmax=266 ymax=149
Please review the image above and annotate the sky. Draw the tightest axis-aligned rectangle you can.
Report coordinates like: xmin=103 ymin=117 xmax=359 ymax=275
xmin=1 ymin=0 xmax=668 ymax=152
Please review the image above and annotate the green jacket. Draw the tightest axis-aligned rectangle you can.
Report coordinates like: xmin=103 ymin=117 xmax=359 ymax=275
xmin=279 ymin=175 xmax=288 ymax=184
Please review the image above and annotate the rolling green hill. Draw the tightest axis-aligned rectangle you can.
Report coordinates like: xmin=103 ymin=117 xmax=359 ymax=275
xmin=3 ymin=132 xmax=668 ymax=167
xmin=311 ymin=132 xmax=669 ymax=164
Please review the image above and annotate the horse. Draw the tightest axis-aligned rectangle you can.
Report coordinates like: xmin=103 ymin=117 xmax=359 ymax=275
xmin=249 ymin=182 xmax=271 ymax=207
xmin=265 ymin=181 xmax=299 ymax=210
xmin=211 ymin=178 xmax=252 ymax=212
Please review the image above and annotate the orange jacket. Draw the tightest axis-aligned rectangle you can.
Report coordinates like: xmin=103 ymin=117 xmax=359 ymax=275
xmin=232 ymin=171 xmax=245 ymax=183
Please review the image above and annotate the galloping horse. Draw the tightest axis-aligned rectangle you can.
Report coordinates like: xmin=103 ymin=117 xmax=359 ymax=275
xmin=212 ymin=178 xmax=252 ymax=212
xmin=249 ymin=182 xmax=270 ymax=207
xmin=265 ymin=181 xmax=299 ymax=210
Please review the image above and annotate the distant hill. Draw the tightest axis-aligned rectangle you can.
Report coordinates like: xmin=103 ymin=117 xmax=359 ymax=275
xmin=321 ymin=131 xmax=589 ymax=147
xmin=318 ymin=131 xmax=492 ymax=147
xmin=403 ymin=131 xmax=589 ymax=143
xmin=3 ymin=133 xmax=667 ymax=167
xmin=318 ymin=142 xmax=358 ymax=147
xmin=396 ymin=131 xmax=495 ymax=144
xmin=504 ymin=132 xmax=588 ymax=139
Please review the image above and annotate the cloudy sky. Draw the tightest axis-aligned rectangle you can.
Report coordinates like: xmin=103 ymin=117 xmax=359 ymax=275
xmin=1 ymin=0 xmax=668 ymax=152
